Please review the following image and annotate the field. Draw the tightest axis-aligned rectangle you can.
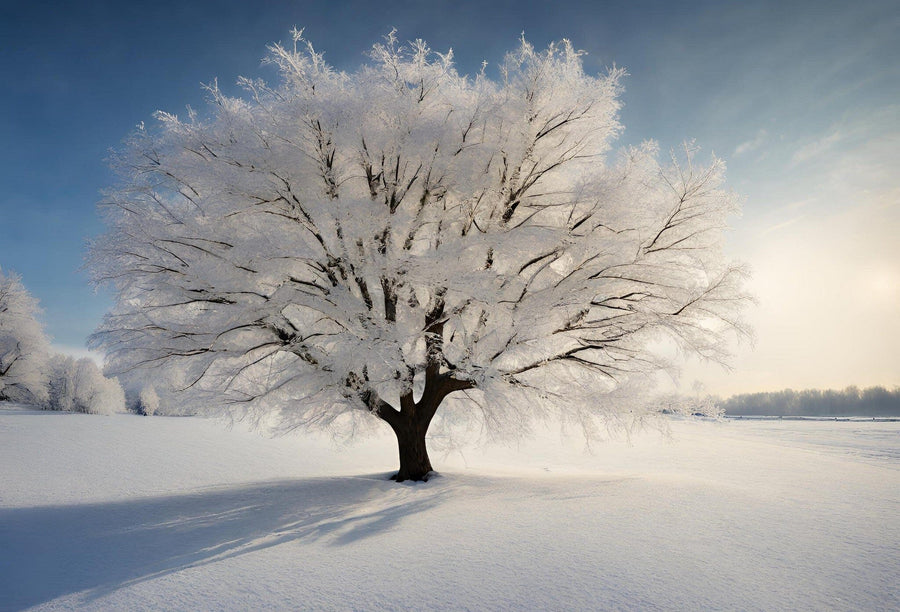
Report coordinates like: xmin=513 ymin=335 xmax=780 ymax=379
xmin=1 ymin=404 xmax=898 ymax=611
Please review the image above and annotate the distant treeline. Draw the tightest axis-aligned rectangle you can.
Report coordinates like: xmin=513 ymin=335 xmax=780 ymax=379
xmin=720 ymin=386 xmax=900 ymax=416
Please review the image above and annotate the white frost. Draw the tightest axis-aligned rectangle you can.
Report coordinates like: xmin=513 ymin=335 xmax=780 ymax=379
xmin=91 ymin=32 xmax=749 ymax=440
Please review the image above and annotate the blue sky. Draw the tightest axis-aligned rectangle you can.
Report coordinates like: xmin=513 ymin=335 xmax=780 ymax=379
xmin=1 ymin=0 xmax=897 ymax=394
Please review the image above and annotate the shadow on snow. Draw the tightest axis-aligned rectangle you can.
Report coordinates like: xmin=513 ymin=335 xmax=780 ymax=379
xmin=0 ymin=474 xmax=447 ymax=610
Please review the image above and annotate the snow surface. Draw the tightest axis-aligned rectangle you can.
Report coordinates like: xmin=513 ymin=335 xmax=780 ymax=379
xmin=1 ymin=403 xmax=898 ymax=611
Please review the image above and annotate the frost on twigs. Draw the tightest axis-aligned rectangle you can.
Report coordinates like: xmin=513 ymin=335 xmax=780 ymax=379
xmin=90 ymin=31 xmax=750 ymax=457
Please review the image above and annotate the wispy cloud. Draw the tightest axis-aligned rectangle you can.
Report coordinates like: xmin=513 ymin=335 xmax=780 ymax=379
xmin=791 ymin=128 xmax=846 ymax=165
xmin=761 ymin=215 xmax=805 ymax=235
xmin=789 ymin=106 xmax=899 ymax=168
xmin=733 ymin=129 xmax=768 ymax=157
xmin=782 ymin=198 xmax=815 ymax=211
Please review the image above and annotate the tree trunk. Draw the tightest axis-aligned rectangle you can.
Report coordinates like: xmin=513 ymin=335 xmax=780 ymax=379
xmin=390 ymin=414 xmax=433 ymax=482
xmin=371 ymin=359 xmax=474 ymax=482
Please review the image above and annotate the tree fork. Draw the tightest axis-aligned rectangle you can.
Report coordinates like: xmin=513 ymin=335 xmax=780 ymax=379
xmin=374 ymin=369 xmax=473 ymax=482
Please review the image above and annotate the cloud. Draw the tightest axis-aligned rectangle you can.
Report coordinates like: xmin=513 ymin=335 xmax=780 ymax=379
xmin=761 ymin=215 xmax=805 ymax=235
xmin=790 ymin=106 xmax=898 ymax=168
xmin=733 ymin=129 xmax=768 ymax=157
xmin=791 ymin=128 xmax=846 ymax=165
xmin=51 ymin=344 xmax=104 ymax=365
xmin=782 ymin=198 xmax=814 ymax=211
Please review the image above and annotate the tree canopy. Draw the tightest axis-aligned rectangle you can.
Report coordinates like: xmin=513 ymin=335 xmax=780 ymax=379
xmin=92 ymin=31 xmax=749 ymax=480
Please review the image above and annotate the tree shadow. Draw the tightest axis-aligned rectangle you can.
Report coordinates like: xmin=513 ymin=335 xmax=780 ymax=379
xmin=0 ymin=474 xmax=447 ymax=610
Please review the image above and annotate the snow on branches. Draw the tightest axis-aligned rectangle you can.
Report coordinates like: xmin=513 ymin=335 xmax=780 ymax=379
xmin=91 ymin=31 xmax=749 ymax=450
xmin=0 ymin=268 xmax=50 ymax=404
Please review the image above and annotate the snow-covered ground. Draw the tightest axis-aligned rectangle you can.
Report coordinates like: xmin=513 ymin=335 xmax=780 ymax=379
xmin=1 ymin=403 xmax=898 ymax=611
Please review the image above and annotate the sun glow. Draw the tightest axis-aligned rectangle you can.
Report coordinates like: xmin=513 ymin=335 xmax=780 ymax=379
xmin=867 ymin=266 xmax=899 ymax=302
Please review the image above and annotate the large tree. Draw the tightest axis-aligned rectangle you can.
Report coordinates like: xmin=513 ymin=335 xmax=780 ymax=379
xmin=92 ymin=31 xmax=749 ymax=481
xmin=0 ymin=267 xmax=50 ymax=405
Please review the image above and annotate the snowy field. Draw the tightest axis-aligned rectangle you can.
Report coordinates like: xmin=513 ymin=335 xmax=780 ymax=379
xmin=1 ymin=404 xmax=898 ymax=611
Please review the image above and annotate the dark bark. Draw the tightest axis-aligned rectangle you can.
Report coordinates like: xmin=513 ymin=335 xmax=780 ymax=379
xmin=374 ymin=368 xmax=474 ymax=482
xmin=366 ymin=287 xmax=475 ymax=482
xmin=390 ymin=409 xmax=434 ymax=482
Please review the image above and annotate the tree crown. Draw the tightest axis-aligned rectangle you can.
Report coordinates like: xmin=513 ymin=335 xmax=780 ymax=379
xmin=91 ymin=31 xmax=749 ymax=436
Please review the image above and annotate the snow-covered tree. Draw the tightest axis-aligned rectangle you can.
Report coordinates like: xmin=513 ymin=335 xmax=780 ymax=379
xmin=47 ymin=354 xmax=125 ymax=415
xmin=138 ymin=385 xmax=160 ymax=416
xmin=46 ymin=354 xmax=77 ymax=412
xmin=0 ymin=267 xmax=50 ymax=405
xmin=91 ymin=31 xmax=749 ymax=480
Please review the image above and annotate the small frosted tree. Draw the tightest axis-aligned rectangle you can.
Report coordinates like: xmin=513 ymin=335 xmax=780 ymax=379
xmin=92 ymin=31 xmax=749 ymax=480
xmin=138 ymin=385 xmax=160 ymax=416
xmin=0 ymin=267 xmax=50 ymax=405
xmin=47 ymin=354 xmax=78 ymax=412
xmin=47 ymin=354 xmax=125 ymax=415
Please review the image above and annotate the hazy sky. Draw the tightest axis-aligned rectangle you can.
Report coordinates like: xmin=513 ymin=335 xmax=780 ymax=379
xmin=1 ymin=0 xmax=897 ymax=395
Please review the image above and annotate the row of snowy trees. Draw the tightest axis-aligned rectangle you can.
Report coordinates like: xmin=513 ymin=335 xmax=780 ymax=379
xmin=0 ymin=267 xmax=127 ymax=414
xmin=720 ymin=386 xmax=900 ymax=417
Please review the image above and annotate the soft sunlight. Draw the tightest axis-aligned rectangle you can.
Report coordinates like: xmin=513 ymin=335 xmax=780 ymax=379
xmin=1 ymin=1 xmax=898 ymax=610
xmin=867 ymin=266 xmax=899 ymax=302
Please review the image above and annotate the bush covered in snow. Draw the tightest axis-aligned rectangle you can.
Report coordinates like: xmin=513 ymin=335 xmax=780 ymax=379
xmin=46 ymin=355 xmax=125 ymax=415
xmin=656 ymin=393 xmax=724 ymax=419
